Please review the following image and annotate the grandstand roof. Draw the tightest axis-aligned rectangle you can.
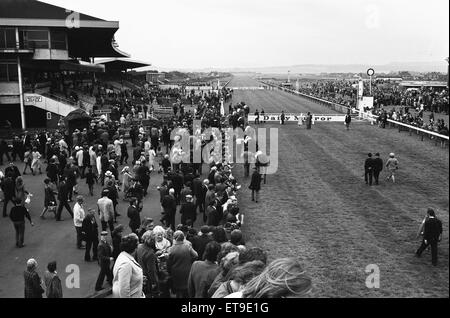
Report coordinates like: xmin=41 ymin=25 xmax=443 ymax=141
xmin=0 ymin=0 xmax=111 ymax=24
xmin=95 ymin=58 xmax=151 ymax=71
xmin=0 ymin=0 xmax=129 ymax=58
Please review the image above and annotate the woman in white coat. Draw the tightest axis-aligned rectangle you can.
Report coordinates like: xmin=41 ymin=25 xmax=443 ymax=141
xmin=148 ymin=147 xmax=156 ymax=171
xmin=112 ymin=234 xmax=144 ymax=298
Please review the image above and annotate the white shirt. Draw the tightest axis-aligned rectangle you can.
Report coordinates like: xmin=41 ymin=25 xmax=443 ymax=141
xmin=76 ymin=150 xmax=83 ymax=167
xmin=73 ymin=203 xmax=85 ymax=227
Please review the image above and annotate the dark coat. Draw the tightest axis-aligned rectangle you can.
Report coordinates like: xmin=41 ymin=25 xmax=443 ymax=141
xmin=112 ymin=233 xmax=122 ymax=260
xmin=249 ymin=171 xmax=262 ymax=191
xmin=135 ymin=244 xmax=158 ymax=287
xmin=162 ymin=194 xmax=177 ymax=215
xmin=127 ymin=205 xmax=141 ymax=232
xmin=373 ymin=158 xmax=383 ymax=172
xmin=364 ymin=158 xmax=375 ymax=172
xmin=97 ymin=241 xmax=112 ymax=265
xmin=167 ymin=242 xmax=198 ymax=291
xmin=1 ymin=176 xmax=15 ymax=197
xmin=192 ymin=178 xmax=203 ymax=198
xmin=57 ymin=181 xmax=69 ymax=201
xmin=180 ymin=201 xmax=197 ymax=224
xmin=24 ymin=270 xmax=44 ymax=298
xmin=81 ymin=215 xmax=99 ymax=241
xmin=188 ymin=260 xmax=219 ymax=298
xmin=423 ymin=217 xmax=443 ymax=242
xmin=206 ymin=206 xmax=220 ymax=227
xmin=191 ymin=235 xmax=212 ymax=260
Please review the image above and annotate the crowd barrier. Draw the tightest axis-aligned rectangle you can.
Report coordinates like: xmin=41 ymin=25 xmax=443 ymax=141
xmin=260 ymin=81 xmax=449 ymax=146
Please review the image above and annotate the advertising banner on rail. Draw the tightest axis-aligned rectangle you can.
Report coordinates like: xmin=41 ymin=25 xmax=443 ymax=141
xmin=248 ymin=114 xmax=347 ymax=123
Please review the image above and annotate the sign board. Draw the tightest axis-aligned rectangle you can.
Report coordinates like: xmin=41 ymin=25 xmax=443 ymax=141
xmin=93 ymin=109 xmax=112 ymax=115
xmin=358 ymin=97 xmax=374 ymax=110
xmin=248 ymin=114 xmax=347 ymax=123
xmin=24 ymin=94 xmax=43 ymax=105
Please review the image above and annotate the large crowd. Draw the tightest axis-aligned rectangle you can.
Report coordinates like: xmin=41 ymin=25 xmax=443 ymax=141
xmin=295 ymin=79 xmax=449 ymax=136
xmin=0 ymin=84 xmax=312 ymax=299
xmin=297 ymin=79 xmax=449 ymax=114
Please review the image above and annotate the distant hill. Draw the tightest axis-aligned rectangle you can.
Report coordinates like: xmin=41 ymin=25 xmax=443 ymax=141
xmin=160 ymin=61 xmax=448 ymax=75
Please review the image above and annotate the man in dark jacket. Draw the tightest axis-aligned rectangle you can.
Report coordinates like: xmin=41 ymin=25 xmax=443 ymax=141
xmin=24 ymin=259 xmax=44 ymax=298
xmin=56 ymin=177 xmax=73 ymax=221
xmin=95 ymin=231 xmax=113 ymax=291
xmin=167 ymin=231 xmax=198 ymax=298
xmin=372 ymin=153 xmax=383 ymax=185
xmin=46 ymin=158 xmax=59 ymax=183
xmin=5 ymin=162 xmax=21 ymax=181
xmin=172 ymin=170 xmax=184 ymax=204
xmin=364 ymin=153 xmax=375 ymax=186
xmin=345 ymin=112 xmax=352 ymax=130
xmin=10 ymin=198 xmax=34 ymax=247
xmin=416 ymin=208 xmax=443 ymax=266
xmin=180 ymin=195 xmax=197 ymax=225
xmin=249 ymin=167 xmax=262 ymax=203
xmin=161 ymin=189 xmax=177 ymax=231
xmin=192 ymin=226 xmax=212 ymax=260
xmin=193 ymin=177 xmax=206 ymax=215
xmin=81 ymin=210 xmax=99 ymax=262
xmin=127 ymin=198 xmax=141 ymax=234
xmin=161 ymin=155 xmax=171 ymax=174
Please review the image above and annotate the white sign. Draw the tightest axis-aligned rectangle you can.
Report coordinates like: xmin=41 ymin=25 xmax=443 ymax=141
xmin=359 ymin=97 xmax=374 ymax=110
xmin=24 ymin=95 xmax=43 ymax=105
xmin=248 ymin=114 xmax=347 ymax=123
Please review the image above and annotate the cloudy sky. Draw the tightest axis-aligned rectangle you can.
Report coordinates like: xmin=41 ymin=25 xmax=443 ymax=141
xmin=43 ymin=0 xmax=449 ymax=69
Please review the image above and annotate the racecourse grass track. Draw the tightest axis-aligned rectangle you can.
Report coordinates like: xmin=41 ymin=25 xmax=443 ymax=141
xmin=229 ymin=76 xmax=449 ymax=297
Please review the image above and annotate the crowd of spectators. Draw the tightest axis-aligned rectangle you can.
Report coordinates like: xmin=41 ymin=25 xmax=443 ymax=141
xmin=1 ymin=82 xmax=312 ymax=298
xmin=296 ymin=79 xmax=449 ymax=115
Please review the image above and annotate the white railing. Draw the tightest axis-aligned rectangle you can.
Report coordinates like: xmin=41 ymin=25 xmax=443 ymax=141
xmin=261 ymin=81 xmax=449 ymax=142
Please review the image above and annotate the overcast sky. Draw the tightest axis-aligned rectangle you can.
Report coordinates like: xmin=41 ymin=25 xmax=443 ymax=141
xmin=43 ymin=0 xmax=449 ymax=69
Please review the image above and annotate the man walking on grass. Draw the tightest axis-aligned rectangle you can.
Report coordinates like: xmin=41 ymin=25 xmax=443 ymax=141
xmin=416 ymin=208 xmax=443 ymax=266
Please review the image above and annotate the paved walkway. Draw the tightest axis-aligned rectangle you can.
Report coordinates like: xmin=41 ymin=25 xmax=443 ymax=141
xmin=0 ymin=150 xmax=209 ymax=298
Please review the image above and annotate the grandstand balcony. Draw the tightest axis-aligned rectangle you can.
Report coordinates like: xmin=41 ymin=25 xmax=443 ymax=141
xmin=0 ymin=0 xmax=132 ymax=129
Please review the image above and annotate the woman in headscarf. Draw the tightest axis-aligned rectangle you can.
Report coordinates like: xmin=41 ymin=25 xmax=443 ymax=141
xmin=121 ymin=166 xmax=133 ymax=194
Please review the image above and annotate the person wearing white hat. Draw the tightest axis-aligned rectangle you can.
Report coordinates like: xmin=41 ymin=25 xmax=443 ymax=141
xmin=385 ymin=153 xmax=399 ymax=183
